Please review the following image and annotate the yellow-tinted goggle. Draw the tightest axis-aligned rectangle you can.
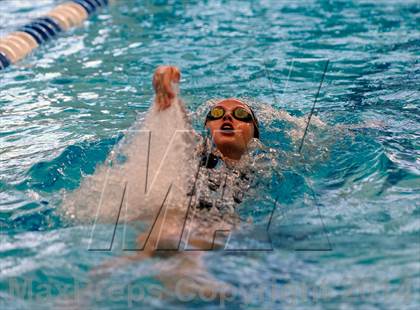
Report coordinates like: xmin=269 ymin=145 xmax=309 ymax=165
xmin=206 ymin=106 xmax=254 ymax=122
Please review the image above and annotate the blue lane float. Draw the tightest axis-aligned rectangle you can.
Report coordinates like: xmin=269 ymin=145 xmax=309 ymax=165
xmin=0 ymin=52 xmax=11 ymax=69
xmin=37 ymin=17 xmax=62 ymax=34
xmin=73 ymin=0 xmax=96 ymax=15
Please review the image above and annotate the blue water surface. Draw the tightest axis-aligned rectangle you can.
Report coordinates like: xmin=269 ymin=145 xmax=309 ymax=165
xmin=1 ymin=0 xmax=419 ymax=309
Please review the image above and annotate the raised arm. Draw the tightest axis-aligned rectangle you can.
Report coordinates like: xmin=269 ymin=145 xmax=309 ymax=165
xmin=152 ymin=65 xmax=181 ymax=111
xmin=152 ymin=65 xmax=201 ymax=147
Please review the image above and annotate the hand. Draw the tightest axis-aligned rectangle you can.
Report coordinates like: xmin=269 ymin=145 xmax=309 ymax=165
xmin=152 ymin=65 xmax=181 ymax=111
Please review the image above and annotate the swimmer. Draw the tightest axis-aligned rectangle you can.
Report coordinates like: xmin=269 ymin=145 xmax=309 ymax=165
xmin=92 ymin=66 xmax=264 ymax=298
xmin=142 ymin=65 xmax=262 ymax=251
xmin=81 ymin=64 xmax=336 ymax=301
xmin=152 ymin=65 xmax=260 ymax=163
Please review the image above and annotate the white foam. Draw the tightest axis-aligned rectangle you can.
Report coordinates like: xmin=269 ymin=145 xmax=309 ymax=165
xmin=61 ymin=97 xmax=197 ymax=224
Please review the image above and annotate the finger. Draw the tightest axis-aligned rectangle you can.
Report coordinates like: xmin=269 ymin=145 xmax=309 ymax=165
xmin=163 ymin=67 xmax=180 ymax=98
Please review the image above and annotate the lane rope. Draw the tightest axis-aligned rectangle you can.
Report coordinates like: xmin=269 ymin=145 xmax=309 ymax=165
xmin=0 ymin=0 xmax=109 ymax=71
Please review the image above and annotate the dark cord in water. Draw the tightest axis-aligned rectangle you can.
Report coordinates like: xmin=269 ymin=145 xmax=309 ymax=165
xmin=298 ymin=60 xmax=329 ymax=153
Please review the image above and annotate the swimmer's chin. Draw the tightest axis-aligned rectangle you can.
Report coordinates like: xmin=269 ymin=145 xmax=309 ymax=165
xmin=213 ymin=137 xmax=238 ymax=150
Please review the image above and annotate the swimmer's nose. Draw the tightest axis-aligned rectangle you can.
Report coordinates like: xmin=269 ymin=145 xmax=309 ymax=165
xmin=223 ymin=113 xmax=233 ymax=121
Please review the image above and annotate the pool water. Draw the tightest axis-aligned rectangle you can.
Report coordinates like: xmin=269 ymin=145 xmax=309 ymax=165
xmin=1 ymin=0 xmax=419 ymax=309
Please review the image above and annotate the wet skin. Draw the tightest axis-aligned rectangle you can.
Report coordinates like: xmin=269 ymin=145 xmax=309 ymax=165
xmin=204 ymin=99 xmax=255 ymax=160
xmin=153 ymin=66 xmax=255 ymax=160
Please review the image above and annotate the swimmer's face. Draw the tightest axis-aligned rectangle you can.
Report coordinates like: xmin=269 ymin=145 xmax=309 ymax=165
xmin=205 ymin=99 xmax=255 ymax=160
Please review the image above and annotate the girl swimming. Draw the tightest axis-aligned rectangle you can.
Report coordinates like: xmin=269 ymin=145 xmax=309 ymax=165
xmin=91 ymin=66 xmax=269 ymax=298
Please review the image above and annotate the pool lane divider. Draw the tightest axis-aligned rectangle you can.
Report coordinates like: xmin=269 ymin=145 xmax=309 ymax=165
xmin=0 ymin=0 xmax=109 ymax=71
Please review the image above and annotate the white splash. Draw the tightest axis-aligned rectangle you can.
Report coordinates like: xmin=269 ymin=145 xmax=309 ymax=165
xmin=61 ymin=98 xmax=197 ymax=224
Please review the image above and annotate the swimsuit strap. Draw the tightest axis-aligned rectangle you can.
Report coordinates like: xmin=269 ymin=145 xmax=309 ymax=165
xmin=200 ymin=152 xmax=220 ymax=169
